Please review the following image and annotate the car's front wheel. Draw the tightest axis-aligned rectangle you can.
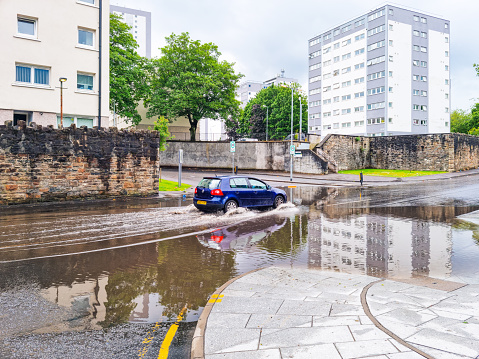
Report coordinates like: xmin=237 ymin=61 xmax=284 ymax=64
xmin=273 ymin=195 xmax=285 ymax=208
xmin=224 ymin=200 xmax=238 ymax=213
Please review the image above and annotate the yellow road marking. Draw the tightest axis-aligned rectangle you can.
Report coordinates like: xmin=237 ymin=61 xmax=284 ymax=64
xmin=138 ymin=321 xmax=164 ymax=358
xmin=208 ymin=294 xmax=224 ymax=304
xmin=288 ymin=185 xmax=296 ymax=188
xmin=158 ymin=305 xmax=188 ymax=359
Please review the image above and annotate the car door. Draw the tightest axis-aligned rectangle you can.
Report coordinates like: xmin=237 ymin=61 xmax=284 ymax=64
xmin=247 ymin=178 xmax=273 ymax=206
xmin=229 ymin=177 xmax=251 ymax=206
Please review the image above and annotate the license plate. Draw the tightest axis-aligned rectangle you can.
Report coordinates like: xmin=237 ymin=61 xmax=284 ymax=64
xmin=197 ymin=200 xmax=207 ymax=205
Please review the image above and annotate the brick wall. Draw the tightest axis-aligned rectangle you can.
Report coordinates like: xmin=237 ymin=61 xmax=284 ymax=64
xmin=317 ymin=134 xmax=479 ymax=172
xmin=0 ymin=122 xmax=160 ymax=205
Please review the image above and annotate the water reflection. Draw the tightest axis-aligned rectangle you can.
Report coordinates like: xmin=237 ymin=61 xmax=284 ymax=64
xmin=1 ymin=184 xmax=479 ymax=334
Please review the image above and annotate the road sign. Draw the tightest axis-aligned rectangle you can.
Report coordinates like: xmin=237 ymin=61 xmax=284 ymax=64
xmin=230 ymin=141 xmax=236 ymax=153
xmin=290 ymin=144 xmax=295 ymax=155
xmin=179 ymin=149 xmax=183 ymax=164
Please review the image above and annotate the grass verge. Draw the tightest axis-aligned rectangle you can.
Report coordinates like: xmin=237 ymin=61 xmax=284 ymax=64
xmin=158 ymin=179 xmax=191 ymax=191
xmin=338 ymin=169 xmax=447 ymax=177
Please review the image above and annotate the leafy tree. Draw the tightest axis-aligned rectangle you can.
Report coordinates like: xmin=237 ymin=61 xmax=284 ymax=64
xmin=110 ymin=14 xmax=150 ymax=125
xmin=153 ymin=116 xmax=172 ymax=151
xmin=147 ymin=32 xmax=243 ymax=141
xmin=450 ymin=109 xmax=472 ymax=134
xmin=474 ymin=63 xmax=479 ymax=77
xmin=235 ymin=84 xmax=308 ymax=140
xmin=451 ymin=104 xmax=479 ymax=135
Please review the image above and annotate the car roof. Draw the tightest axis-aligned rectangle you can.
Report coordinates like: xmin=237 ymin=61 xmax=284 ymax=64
xmin=201 ymin=176 xmax=260 ymax=180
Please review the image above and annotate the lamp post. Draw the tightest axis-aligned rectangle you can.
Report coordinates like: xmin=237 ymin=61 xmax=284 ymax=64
xmin=59 ymin=77 xmax=67 ymax=128
xmin=262 ymin=104 xmax=269 ymax=141
xmin=290 ymin=87 xmax=293 ymax=182
xmin=299 ymin=94 xmax=302 ymax=141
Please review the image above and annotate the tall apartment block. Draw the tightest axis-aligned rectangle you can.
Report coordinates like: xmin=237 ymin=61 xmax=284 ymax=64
xmin=0 ymin=0 xmax=110 ymax=128
xmin=237 ymin=70 xmax=298 ymax=108
xmin=110 ymin=5 xmax=151 ymax=59
xmin=308 ymin=5 xmax=450 ymax=137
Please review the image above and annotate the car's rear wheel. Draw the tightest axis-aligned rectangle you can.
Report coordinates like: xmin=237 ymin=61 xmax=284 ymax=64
xmin=224 ymin=200 xmax=238 ymax=213
xmin=273 ymin=195 xmax=285 ymax=208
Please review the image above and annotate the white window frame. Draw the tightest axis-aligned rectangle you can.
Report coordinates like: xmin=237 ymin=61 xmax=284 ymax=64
xmin=17 ymin=16 xmax=37 ymax=39
xmin=77 ymin=72 xmax=95 ymax=92
xmin=14 ymin=63 xmax=51 ymax=88
xmin=78 ymin=27 xmax=95 ymax=48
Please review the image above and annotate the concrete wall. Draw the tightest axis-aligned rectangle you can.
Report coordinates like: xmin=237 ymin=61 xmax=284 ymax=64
xmin=317 ymin=133 xmax=479 ymax=172
xmin=0 ymin=122 xmax=159 ymax=205
xmin=161 ymin=141 xmax=329 ymax=175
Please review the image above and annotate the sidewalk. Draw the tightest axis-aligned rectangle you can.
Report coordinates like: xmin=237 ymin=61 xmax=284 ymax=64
xmin=160 ymin=168 xmax=479 ymax=192
xmin=192 ymin=267 xmax=479 ymax=359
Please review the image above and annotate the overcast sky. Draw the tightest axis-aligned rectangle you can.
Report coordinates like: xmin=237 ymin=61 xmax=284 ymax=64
xmin=112 ymin=0 xmax=478 ymax=111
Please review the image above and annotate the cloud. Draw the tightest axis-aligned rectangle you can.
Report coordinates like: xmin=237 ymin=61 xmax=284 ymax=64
xmin=112 ymin=0 xmax=479 ymax=110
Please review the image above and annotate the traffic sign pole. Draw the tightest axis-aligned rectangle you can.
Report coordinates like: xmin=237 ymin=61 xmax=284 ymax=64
xmin=230 ymin=141 xmax=236 ymax=174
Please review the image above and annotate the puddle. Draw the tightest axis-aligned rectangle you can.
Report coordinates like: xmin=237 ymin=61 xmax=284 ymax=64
xmin=2 ymin=182 xmax=479 ymax=334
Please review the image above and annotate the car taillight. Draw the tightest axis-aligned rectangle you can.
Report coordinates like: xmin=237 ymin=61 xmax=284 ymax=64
xmin=195 ymin=187 xmax=197 ymax=194
xmin=211 ymin=189 xmax=224 ymax=196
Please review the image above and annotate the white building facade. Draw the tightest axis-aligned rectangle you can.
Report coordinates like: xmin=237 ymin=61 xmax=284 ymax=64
xmin=0 ymin=0 xmax=110 ymax=129
xmin=110 ymin=5 xmax=151 ymax=59
xmin=308 ymin=5 xmax=450 ymax=137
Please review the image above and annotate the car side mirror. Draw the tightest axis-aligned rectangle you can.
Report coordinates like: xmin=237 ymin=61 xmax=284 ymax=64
xmin=267 ymin=185 xmax=271 ymax=190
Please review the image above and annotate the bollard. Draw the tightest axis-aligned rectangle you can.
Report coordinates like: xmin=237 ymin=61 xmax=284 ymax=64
xmin=359 ymin=171 xmax=364 ymax=186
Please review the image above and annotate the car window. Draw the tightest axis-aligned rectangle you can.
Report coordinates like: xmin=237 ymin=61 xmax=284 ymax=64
xmin=230 ymin=178 xmax=249 ymax=189
xmin=197 ymin=178 xmax=221 ymax=190
xmin=248 ymin=178 xmax=267 ymax=190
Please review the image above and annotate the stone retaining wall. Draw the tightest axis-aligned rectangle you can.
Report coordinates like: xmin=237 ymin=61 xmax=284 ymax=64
xmin=317 ymin=133 xmax=479 ymax=172
xmin=0 ymin=122 xmax=160 ymax=205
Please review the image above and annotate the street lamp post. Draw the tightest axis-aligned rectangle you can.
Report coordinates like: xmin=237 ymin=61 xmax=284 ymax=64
xmin=59 ymin=77 xmax=67 ymax=128
xmin=299 ymin=95 xmax=302 ymax=141
xmin=262 ymin=105 xmax=269 ymax=141
xmin=290 ymin=87 xmax=293 ymax=182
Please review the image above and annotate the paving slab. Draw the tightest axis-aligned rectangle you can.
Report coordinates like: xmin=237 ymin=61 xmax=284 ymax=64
xmin=194 ymin=266 xmax=479 ymax=359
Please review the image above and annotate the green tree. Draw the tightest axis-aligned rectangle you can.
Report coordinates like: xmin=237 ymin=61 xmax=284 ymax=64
xmin=147 ymin=32 xmax=243 ymax=141
xmin=110 ymin=14 xmax=150 ymax=125
xmin=468 ymin=103 xmax=479 ymax=135
xmin=153 ymin=116 xmax=172 ymax=151
xmin=474 ymin=63 xmax=479 ymax=77
xmin=450 ymin=109 xmax=472 ymax=134
xmin=235 ymin=84 xmax=308 ymax=140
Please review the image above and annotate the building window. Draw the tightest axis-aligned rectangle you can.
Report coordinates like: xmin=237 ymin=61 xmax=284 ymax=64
xmin=342 ymin=94 xmax=351 ymax=101
xmin=342 ymin=80 xmax=351 ymax=87
xmin=309 ymin=63 xmax=321 ymax=71
xmin=421 ymin=61 xmax=427 ymax=67
xmin=333 ymin=96 xmax=340 ymax=102
xmin=355 ymin=19 xmax=365 ymax=27
xmin=367 ymin=24 xmax=385 ymax=37
xmin=413 ymin=45 xmax=420 ymax=51
xmin=389 ymin=24 xmax=393 ymax=30
xmin=17 ymin=17 xmax=36 ymax=37
xmin=354 ymin=48 xmax=365 ymax=56
xmin=333 ymin=69 xmax=339 ymax=76
xmin=78 ymin=28 xmax=94 ymax=46
xmin=323 ymin=99 xmax=331 ymax=105
xmin=445 ymin=51 xmax=449 ymax=57
xmin=342 ymin=25 xmax=352 ymax=33
xmin=333 ymin=109 xmax=340 ymax=116
xmin=421 ymin=17 xmax=427 ymax=23
xmin=355 ymin=63 xmax=364 ymax=70
xmin=355 ymin=33 xmax=365 ymax=41
xmin=333 ymin=29 xmax=340 ymax=36
xmin=324 ymin=33 xmax=331 ymax=40
xmin=413 ymin=119 xmax=419 ymax=125
xmin=445 ymin=65 xmax=449 ymax=71
xmin=389 ymin=71 xmax=393 ymax=77
xmin=389 ymin=9 xmax=394 ymax=15
xmin=389 ymin=102 xmax=393 ymax=108
xmin=421 ymin=90 xmax=427 ymax=96
xmin=367 ymin=55 xmax=385 ymax=66
xmin=421 ymin=76 xmax=427 ymax=82
xmin=413 ymin=60 xmax=419 ymax=66
xmin=445 ymin=107 xmax=449 ymax=113
xmin=354 ymin=91 xmax=365 ymax=98
xmin=77 ymin=73 xmax=94 ymax=90
xmin=389 ymin=55 xmax=393 ymax=62
xmin=367 ymin=102 xmax=385 ymax=110
xmin=420 ymin=47 xmax=427 ymax=53
xmin=368 ymin=71 xmax=385 ymax=81
xmin=368 ymin=9 xmax=385 ymax=21
xmin=342 ymin=67 xmax=351 ymax=74
xmin=445 ymin=79 xmax=449 ymax=85
xmin=310 ymin=75 xmax=321 ymax=83
xmin=413 ymin=30 xmax=420 ymax=37
xmin=310 ymin=50 xmax=320 ymax=59
xmin=78 ymin=0 xmax=95 ymax=4
xmin=389 ymin=87 xmax=393 ymax=92
xmin=310 ymin=38 xmax=320 ymax=47
xmin=355 ymin=107 xmax=364 ymax=113
xmin=15 ymin=64 xmax=50 ymax=86
xmin=421 ymin=32 xmax=427 ymax=38
xmin=324 ymin=112 xmax=331 ymax=117
xmin=389 ymin=40 xmax=393 ymax=46
xmin=445 ymin=23 xmax=449 ymax=29
xmin=413 ymin=89 xmax=419 ymax=96
xmin=413 ymin=75 xmax=419 ymax=81
xmin=354 ymin=77 xmax=364 ymax=84
xmin=413 ymin=15 xmax=419 ymax=21
xmin=445 ymin=93 xmax=449 ymax=99
xmin=342 ymin=53 xmax=351 ymax=60
xmin=445 ymin=37 xmax=449 ymax=43
xmin=323 ymin=60 xmax=331 ymax=66
xmin=333 ymin=123 xmax=339 ymax=129
xmin=342 ymin=122 xmax=351 ymax=128
xmin=342 ymin=39 xmax=351 ymax=46
xmin=420 ymin=120 xmax=427 ymax=125
xmin=389 ymin=118 xmax=393 ymax=123
xmin=342 ymin=108 xmax=351 ymax=115
xmin=334 ymin=42 xmax=340 ymax=49
xmin=367 ymin=86 xmax=385 ymax=95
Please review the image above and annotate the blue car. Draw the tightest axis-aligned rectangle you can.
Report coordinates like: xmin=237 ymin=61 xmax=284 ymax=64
xmin=193 ymin=176 xmax=287 ymax=212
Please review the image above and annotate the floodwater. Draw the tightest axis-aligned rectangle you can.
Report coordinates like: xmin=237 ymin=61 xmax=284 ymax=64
xmin=2 ymin=178 xmax=479 ymax=357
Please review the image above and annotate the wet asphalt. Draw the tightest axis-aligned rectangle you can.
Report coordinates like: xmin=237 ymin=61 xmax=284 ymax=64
xmin=1 ymin=169 xmax=479 ymax=358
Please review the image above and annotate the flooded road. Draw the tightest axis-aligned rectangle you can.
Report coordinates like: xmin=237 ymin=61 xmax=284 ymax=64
xmin=2 ymin=175 xmax=479 ymax=358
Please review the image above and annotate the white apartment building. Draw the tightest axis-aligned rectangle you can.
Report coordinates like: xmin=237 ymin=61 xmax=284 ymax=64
xmin=0 ymin=0 xmax=110 ymax=128
xmin=110 ymin=5 xmax=151 ymax=59
xmin=308 ymin=5 xmax=450 ymax=137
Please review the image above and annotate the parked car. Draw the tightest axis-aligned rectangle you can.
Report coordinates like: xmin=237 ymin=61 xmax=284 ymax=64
xmin=193 ymin=176 xmax=287 ymax=212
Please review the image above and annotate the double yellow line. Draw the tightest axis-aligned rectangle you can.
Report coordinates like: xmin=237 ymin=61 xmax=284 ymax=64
xmin=138 ymin=304 xmax=188 ymax=359
xmin=157 ymin=305 xmax=188 ymax=359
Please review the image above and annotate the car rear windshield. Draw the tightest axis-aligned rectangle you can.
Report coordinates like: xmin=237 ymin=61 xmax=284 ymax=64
xmin=197 ymin=178 xmax=221 ymax=190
